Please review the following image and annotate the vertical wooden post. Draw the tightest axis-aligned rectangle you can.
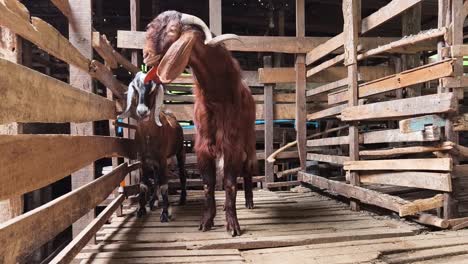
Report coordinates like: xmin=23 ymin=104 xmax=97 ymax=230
xmin=442 ymin=0 xmax=462 ymax=219
xmin=402 ymin=3 xmax=422 ymax=97
xmin=264 ymin=56 xmax=275 ymax=187
xmin=0 ymin=27 xmax=23 ymax=223
xmin=209 ymin=0 xmax=222 ymax=35
xmin=130 ymin=0 xmax=141 ymax=65
xmin=296 ymin=0 xmax=307 ymax=172
xmin=343 ymin=0 xmax=360 ymax=211
xmin=68 ymin=0 xmax=95 ymax=237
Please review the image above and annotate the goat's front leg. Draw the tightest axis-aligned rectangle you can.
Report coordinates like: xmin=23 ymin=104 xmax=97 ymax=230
xmin=198 ymin=152 xmax=216 ymax=232
xmin=176 ymin=150 xmax=187 ymax=205
xmin=137 ymin=166 xmax=152 ymax=218
xmin=158 ymin=158 xmax=170 ymax=222
xmin=224 ymin=173 xmax=241 ymax=236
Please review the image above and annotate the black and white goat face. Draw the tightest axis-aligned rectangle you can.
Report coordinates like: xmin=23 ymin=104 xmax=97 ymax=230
xmin=119 ymin=71 xmax=165 ymax=126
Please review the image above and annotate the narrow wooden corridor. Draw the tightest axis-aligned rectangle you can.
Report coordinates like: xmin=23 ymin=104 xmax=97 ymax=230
xmin=73 ymin=190 xmax=468 ymax=263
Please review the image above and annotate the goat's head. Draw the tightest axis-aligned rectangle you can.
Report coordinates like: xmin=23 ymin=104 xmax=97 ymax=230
xmin=143 ymin=10 xmax=240 ymax=83
xmin=119 ymin=71 xmax=165 ymax=127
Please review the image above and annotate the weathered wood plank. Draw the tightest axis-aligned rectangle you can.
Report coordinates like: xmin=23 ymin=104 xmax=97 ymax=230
xmin=329 ymin=59 xmax=455 ymax=105
xmin=0 ymin=58 xmax=116 ymax=124
xmin=341 ymin=93 xmax=457 ymax=121
xmin=361 ymin=126 xmax=441 ymax=144
xmin=399 ymin=194 xmax=445 ymax=217
xmin=344 ymin=158 xmax=453 ymax=172
xmin=399 ymin=115 xmax=446 ymax=134
xmin=49 ymin=194 xmax=125 ymax=264
xmin=307 ymin=153 xmax=350 ymax=165
xmin=0 ymin=163 xmax=139 ymax=264
xmin=259 ymin=66 xmax=394 ymax=84
xmin=264 ymin=57 xmax=274 ymax=185
xmin=0 ymin=135 xmax=134 ymax=200
xmin=306 ymin=77 xmax=350 ymax=97
xmin=50 ymin=0 xmax=73 ymax=21
xmin=307 ymin=136 xmax=349 ymax=147
xmin=307 ymin=104 xmax=347 ymax=121
xmin=360 ymin=171 xmax=452 ymax=192
xmin=93 ymin=32 xmax=140 ymax=74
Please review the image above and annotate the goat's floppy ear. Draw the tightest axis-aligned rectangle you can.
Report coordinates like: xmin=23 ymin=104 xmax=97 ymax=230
xmin=157 ymin=32 xmax=196 ymax=83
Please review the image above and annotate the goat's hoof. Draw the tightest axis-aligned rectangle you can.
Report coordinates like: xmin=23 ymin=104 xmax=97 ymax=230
xmin=245 ymin=199 xmax=254 ymax=209
xmin=136 ymin=208 xmax=146 ymax=218
xmin=178 ymin=195 xmax=187 ymax=206
xmin=226 ymin=217 xmax=241 ymax=237
xmin=160 ymin=212 xmax=170 ymax=222
xmin=198 ymin=219 xmax=214 ymax=232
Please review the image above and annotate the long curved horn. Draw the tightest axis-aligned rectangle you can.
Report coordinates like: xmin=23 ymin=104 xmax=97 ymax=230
xmin=180 ymin=13 xmax=240 ymax=46
xmin=118 ymin=82 xmax=135 ymax=119
xmin=180 ymin=14 xmax=213 ymax=44
xmin=153 ymin=84 xmax=165 ymax=127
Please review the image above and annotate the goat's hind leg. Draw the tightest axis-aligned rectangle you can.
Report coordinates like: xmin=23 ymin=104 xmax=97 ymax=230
xmin=158 ymin=159 xmax=171 ymax=222
xmin=198 ymin=156 xmax=216 ymax=231
xmin=243 ymin=172 xmax=254 ymax=209
xmin=137 ymin=168 xmax=152 ymax=218
xmin=224 ymin=174 xmax=241 ymax=236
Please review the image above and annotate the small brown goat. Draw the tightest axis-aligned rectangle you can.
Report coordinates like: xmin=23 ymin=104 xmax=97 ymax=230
xmin=143 ymin=11 xmax=257 ymax=236
xmin=120 ymin=72 xmax=187 ymax=221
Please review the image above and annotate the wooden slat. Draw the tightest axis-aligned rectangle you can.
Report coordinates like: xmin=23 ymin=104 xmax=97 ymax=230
xmin=300 ymin=172 xmax=409 ymax=214
xmin=358 ymin=27 xmax=446 ymax=59
xmin=341 ymin=93 xmax=457 ymax=121
xmin=305 ymin=0 xmax=423 ymax=65
xmin=360 ymin=171 xmax=452 ymax=192
xmin=328 ymin=59 xmax=455 ymax=105
xmin=49 ymin=194 xmax=125 ymax=264
xmin=450 ymin=44 xmax=468 ymax=56
xmin=306 ymin=153 xmax=350 ymax=165
xmin=0 ymin=135 xmax=134 ymax=200
xmin=361 ymin=126 xmax=441 ymax=144
xmin=344 ymin=158 xmax=452 ymax=172
xmin=306 ymin=77 xmax=350 ymax=97
xmin=0 ymin=1 xmax=126 ymax=98
xmin=307 ymin=136 xmax=349 ymax=147
xmin=0 ymin=58 xmax=116 ymax=124
xmin=307 ymin=104 xmax=347 ymax=121
xmin=307 ymin=53 xmax=345 ymax=78
xmin=264 ymin=57 xmax=274 ymax=185
xmin=259 ymin=66 xmax=394 ymax=84
xmin=0 ymin=163 xmax=139 ymax=263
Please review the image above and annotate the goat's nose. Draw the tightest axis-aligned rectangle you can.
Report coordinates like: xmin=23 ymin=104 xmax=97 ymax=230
xmin=136 ymin=105 xmax=149 ymax=117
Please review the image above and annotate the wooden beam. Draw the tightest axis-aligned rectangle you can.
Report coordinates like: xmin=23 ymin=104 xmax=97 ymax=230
xmin=264 ymin=56 xmax=274 ymax=186
xmin=0 ymin=135 xmax=134 ymax=200
xmin=344 ymin=158 xmax=453 ymax=172
xmin=307 ymin=153 xmax=350 ymax=165
xmin=359 ymin=143 xmax=454 ymax=157
xmin=341 ymin=93 xmax=457 ymax=121
xmin=399 ymin=194 xmax=444 ymax=217
xmin=209 ymin=0 xmax=221 ymax=35
xmin=329 ymin=59 xmax=455 ymax=105
xmin=306 ymin=77 xmax=350 ymax=97
xmin=307 ymin=136 xmax=349 ymax=147
xmin=0 ymin=58 xmax=116 ymax=124
xmin=300 ymin=172 xmax=409 ymax=214
xmin=361 ymin=126 xmax=441 ymax=144
xmin=259 ymin=66 xmax=394 ymax=84
xmin=49 ymin=194 xmax=125 ymax=264
xmin=307 ymin=53 xmax=345 ymax=78
xmin=399 ymin=115 xmax=446 ymax=134
xmin=296 ymin=0 xmax=306 ymax=170
xmin=0 ymin=163 xmax=139 ymax=263
xmin=360 ymin=171 xmax=452 ymax=192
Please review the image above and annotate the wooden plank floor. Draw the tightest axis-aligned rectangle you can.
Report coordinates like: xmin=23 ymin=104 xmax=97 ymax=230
xmin=76 ymin=190 xmax=468 ymax=263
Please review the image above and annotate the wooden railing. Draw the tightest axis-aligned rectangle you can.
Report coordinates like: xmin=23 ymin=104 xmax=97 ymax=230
xmin=0 ymin=0 xmax=139 ymax=262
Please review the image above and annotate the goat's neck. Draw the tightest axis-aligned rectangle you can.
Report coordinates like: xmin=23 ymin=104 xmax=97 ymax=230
xmin=188 ymin=40 xmax=242 ymax=102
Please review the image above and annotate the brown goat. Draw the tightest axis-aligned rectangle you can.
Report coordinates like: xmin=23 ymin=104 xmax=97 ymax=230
xmin=120 ymin=72 xmax=187 ymax=221
xmin=143 ymin=11 xmax=257 ymax=236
